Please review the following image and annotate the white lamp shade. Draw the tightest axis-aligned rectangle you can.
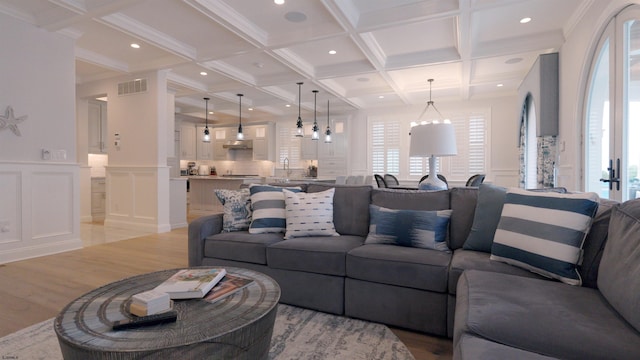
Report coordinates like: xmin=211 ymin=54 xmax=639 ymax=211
xmin=409 ymin=122 xmax=457 ymax=157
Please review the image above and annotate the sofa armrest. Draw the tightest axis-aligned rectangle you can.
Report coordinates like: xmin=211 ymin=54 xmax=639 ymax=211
xmin=188 ymin=214 xmax=223 ymax=266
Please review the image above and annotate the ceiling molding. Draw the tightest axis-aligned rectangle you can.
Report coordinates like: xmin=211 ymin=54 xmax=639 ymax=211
xmin=200 ymin=60 xmax=256 ymax=86
xmin=75 ymin=48 xmax=129 ymax=73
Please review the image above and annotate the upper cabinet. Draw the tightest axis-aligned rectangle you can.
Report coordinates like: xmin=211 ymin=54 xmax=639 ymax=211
xmin=212 ymin=128 xmax=229 ymax=161
xmin=251 ymin=123 xmax=275 ymax=161
xmin=180 ymin=124 xmax=196 ymax=160
xmin=88 ymin=100 xmax=107 ymax=154
xmin=318 ymin=120 xmax=347 ymax=177
xmin=196 ymin=126 xmax=213 ymax=160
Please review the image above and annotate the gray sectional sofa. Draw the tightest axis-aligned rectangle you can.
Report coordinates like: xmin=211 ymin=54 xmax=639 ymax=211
xmin=188 ymin=183 xmax=640 ymax=358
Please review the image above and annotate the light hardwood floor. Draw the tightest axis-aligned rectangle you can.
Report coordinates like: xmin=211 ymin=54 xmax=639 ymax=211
xmin=0 ymin=223 xmax=452 ymax=360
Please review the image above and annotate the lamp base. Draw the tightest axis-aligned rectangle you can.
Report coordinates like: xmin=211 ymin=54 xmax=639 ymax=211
xmin=418 ymin=155 xmax=448 ymax=191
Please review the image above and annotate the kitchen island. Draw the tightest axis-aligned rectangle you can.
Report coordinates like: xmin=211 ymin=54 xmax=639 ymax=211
xmin=188 ymin=176 xmax=265 ymax=215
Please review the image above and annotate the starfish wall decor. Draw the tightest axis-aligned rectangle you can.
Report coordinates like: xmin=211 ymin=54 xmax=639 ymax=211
xmin=0 ymin=105 xmax=27 ymax=136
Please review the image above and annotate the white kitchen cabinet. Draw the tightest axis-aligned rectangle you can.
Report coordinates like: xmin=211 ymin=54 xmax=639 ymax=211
xmin=318 ymin=120 xmax=347 ymax=177
xmin=213 ymin=128 xmax=229 ymax=161
xmin=251 ymin=123 xmax=275 ymax=161
xmin=300 ymin=137 xmax=318 ymax=160
xmin=180 ymin=124 xmax=196 ymax=160
xmin=196 ymin=126 xmax=213 ymax=160
xmin=88 ymin=100 xmax=107 ymax=154
xmin=91 ymin=177 xmax=106 ymax=221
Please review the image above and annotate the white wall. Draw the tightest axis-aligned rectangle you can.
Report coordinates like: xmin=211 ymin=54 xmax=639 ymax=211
xmin=0 ymin=13 xmax=81 ymax=263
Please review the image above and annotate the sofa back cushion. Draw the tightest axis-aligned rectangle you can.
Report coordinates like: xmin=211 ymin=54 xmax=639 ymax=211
xmin=579 ymin=198 xmax=618 ymax=288
xmin=462 ymin=184 xmax=505 ymax=252
xmin=598 ymin=198 xmax=640 ymax=332
xmin=449 ymin=187 xmax=479 ymax=250
xmin=306 ymin=183 xmax=372 ymax=237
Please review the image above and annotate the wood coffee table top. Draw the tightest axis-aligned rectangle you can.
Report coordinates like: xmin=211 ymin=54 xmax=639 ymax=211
xmin=54 ymin=267 xmax=280 ymax=359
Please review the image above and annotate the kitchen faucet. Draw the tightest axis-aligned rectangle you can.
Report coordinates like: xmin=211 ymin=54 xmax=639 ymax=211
xmin=283 ymin=157 xmax=291 ymax=178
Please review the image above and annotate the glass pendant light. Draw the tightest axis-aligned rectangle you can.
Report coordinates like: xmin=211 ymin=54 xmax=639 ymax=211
xmin=236 ymin=93 xmax=244 ymax=140
xmin=295 ymin=82 xmax=304 ymax=137
xmin=203 ymin=97 xmax=211 ymax=143
xmin=324 ymin=99 xmax=332 ymax=143
xmin=311 ymin=90 xmax=319 ymax=140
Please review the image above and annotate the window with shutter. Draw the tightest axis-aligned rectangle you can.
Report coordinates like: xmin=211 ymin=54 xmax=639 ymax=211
xmin=369 ymin=110 xmax=488 ymax=182
xmin=277 ymin=125 xmax=301 ymax=168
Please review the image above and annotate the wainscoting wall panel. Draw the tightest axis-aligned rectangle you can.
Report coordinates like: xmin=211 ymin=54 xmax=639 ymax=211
xmin=104 ymin=166 xmax=171 ymax=233
xmin=0 ymin=162 xmax=81 ymax=264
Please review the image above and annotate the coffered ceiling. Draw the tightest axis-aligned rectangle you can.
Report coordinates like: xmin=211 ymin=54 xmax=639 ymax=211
xmin=0 ymin=0 xmax=591 ymax=125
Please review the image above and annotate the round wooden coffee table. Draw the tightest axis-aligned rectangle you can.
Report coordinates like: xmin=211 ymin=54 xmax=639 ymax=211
xmin=54 ymin=267 xmax=280 ymax=360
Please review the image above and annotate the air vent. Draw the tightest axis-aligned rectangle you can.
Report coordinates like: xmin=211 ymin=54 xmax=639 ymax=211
xmin=118 ymin=78 xmax=147 ymax=96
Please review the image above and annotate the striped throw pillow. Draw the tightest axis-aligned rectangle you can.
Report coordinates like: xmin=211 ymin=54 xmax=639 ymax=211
xmin=283 ymin=188 xmax=339 ymax=239
xmin=249 ymin=184 xmax=302 ymax=234
xmin=490 ymin=188 xmax=599 ymax=285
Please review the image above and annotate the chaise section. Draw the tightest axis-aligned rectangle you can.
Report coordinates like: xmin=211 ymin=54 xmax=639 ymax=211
xmin=454 ymin=270 xmax=640 ymax=359
xmin=454 ymin=334 xmax=558 ymax=360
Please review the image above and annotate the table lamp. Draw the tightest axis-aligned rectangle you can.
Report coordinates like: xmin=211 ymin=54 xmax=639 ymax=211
xmin=410 ymin=122 xmax=457 ymax=190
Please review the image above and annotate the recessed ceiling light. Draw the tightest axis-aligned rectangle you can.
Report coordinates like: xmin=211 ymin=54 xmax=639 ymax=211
xmin=200 ymin=71 xmax=207 ymax=76
xmin=505 ymin=57 xmax=523 ymax=64
xmin=285 ymin=11 xmax=306 ymax=22
xmin=497 ymin=84 xmax=504 ymax=87
xmin=378 ymin=95 xmax=384 ymax=99
xmin=248 ymin=108 xmax=254 ymax=111
xmin=209 ymin=111 xmax=214 ymax=114
xmin=130 ymin=43 xmax=140 ymax=49
xmin=328 ymin=50 xmax=337 ymax=55
xmin=274 ymin=0 xmax=284 ymax=4
xmin=286 ymin=104 xmax=291 ymax=107
xmin=520 ymin=17 xmax=531 ymax=24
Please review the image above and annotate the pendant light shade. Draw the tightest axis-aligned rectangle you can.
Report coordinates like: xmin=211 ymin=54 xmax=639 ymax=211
xmin=324 ymin=99 xmax=332 ymax=143
xmin=295 ymin=82 xmax=304 ymax=137
xmin=236 ymin=93 xmax=244 ymax=140
xmin=311 ymin=90 xmax=319 ymax=140
xmin=203 ymin=97 xmax=211 ymax=143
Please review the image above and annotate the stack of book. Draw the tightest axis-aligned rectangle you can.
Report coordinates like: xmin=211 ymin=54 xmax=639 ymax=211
xmin=154 ymin=268 xmax=227 ymax=299
xmin=129 ymin=289 xmax=172 ymax=317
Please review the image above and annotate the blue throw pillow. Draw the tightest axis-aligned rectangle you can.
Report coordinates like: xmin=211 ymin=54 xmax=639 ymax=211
xmin=365 ymin=204 xmax=452 ymax=252
xmin=490 ymin=188 xmax=599 ymax=285
xmin=463 ymin=183 xmax=507 ymax=253
xmin=249 ymin=184 xmax=302 ymax=234
xmin=214 ymin=188 xmax=251 ymax=232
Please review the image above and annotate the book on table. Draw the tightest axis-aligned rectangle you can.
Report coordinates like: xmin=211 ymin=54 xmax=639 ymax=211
xmin=203 ymin=274 xmax=254 ymax=303
xmin=154 ymin=268 xmax=227 ymax=299
xmin=129 ymin=288 xmax=172 ymax=316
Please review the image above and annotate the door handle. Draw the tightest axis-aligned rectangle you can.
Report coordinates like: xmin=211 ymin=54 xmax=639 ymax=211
xmin=600 ymin=158 xmax=621 ymax=191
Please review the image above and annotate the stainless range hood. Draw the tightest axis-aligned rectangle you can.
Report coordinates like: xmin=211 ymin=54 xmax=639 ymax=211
xmin=222 ymin=140 xmax=253 ymax=149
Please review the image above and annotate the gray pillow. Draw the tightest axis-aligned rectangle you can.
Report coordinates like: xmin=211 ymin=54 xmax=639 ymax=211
xmin=598 ymin=199 xmax=640 ymax=332
xmin=463 ymin=183 xmax=506 ymax=253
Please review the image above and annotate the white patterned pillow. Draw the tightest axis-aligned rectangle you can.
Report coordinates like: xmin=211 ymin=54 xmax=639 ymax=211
xmin=283 ymin=188 xmax=339 ymax=239
xmin=249 ymin=184 xmax=303 ymax=234
xmin=214 ymin=188 xmax=251 ymax=232
xmin=490 ymin=188 xmax=599 ymax=285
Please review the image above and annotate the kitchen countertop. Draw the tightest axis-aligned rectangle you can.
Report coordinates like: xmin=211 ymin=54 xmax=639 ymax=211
xmin=185 ymin=176 xmax=264 ymax=180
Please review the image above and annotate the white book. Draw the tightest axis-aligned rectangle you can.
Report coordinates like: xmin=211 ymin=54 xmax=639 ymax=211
xmin=154 ymin=268 xmax=227 ymax=299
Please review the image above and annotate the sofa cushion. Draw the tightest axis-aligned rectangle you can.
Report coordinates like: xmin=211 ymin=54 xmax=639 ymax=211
xmin=454 ymin=270 xmax=640 ymax=360
xmin=449 ymin=187 xmax=479 ymax=250
xmin=462 ymin=184 xmax=506 ymax=253
xmin=283 ymin=188 xmax=339 ymax=239
xmin=490 ymin=188 xmax=599 ymax=285
xmin=365 ymin=204 xmax=452 ymax=252
xmin=266 ymin=235 xmax=364 ymax=276
xmin=203 ymin=231 xmax=284 ymax=264
xmin=248 ymin=184 xmax=302 ymax=234
xmin=579 ymin=198 xmax=618 ymax=288
xmin=347 ymin=244 xmax=451 ymax=292
xmin=214 ymin=188 xmax=252 ymax=232
xmin=306 ymin=183 xmax=372 ymax=237
xmin=598 ymin=198 xmax=640 ymax=332
xmin=371 ymin=188 xmax=450 ymax=210
xmin=448 ymin=249 xmax=545 ymax=295
xmin=455 ymin=333 xmax=558 ymax=360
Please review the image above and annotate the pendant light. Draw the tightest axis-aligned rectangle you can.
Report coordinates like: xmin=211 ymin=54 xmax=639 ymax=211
xmin=295 ymin=82 xmax=304 ymax=137
xmin=236 ymin=93 xmax=244 ymax=140
xmin=203 ymin=97 xmax=211 ymax=143
xmin=311 ymin=90 xmax=319 ymax=140
xmin=324 ymin=99 xmax=332 ymax=143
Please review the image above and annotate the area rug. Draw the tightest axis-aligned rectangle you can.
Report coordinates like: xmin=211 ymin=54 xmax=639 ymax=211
xmin=0 ymin=304 xmax=414 ymax=360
